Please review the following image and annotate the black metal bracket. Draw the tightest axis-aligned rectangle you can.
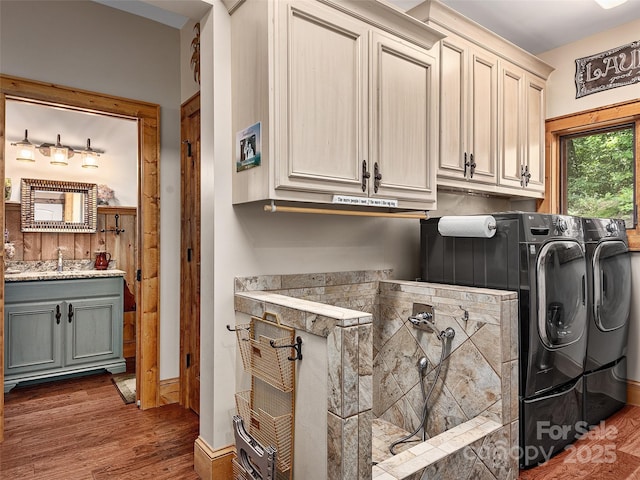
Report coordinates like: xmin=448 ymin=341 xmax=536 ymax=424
xmin=183 ymin=140 xmax=192 ymax=157
xmin=100 ymin=213 xmax=125 ymax=235
xmin=226 ymin=324 xmax=249 ymax=332
xmin=270 ymin=336 xmax=303 ymax=361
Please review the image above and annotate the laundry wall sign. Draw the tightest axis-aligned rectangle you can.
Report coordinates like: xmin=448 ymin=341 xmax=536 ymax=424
xmin=575 ymin=40 xmax=640 ymax=98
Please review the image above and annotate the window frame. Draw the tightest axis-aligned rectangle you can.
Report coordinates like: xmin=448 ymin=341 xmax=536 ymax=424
xmin=542 ymin=99 xmax=640 ymax=251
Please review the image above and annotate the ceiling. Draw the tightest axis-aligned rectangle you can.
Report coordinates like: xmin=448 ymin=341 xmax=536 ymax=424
xmin=96 ymin=0 xmax=640 ymax=55
xmin=409 ymin=0 xmax=640 ymax=54
xmin=10 ymin=0 xmax=639 ymax=152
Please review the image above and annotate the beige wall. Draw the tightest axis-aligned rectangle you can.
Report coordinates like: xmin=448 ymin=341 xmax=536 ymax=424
xmin=538 ymin=22 xmax=640 ymax=382
xmin=538 ymin=18 xmax=640 ymax=119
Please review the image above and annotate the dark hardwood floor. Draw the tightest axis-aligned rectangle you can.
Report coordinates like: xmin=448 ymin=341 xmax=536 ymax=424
xmin=5 ymin=372 xmax=637 ymax=480
xmin=519 ymin=405 xmax=640 ymax=480
xmin=0 ymin=373 xmax=199 ymax=479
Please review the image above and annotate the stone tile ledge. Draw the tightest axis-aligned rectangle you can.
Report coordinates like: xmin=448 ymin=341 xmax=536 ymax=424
xmin=380 ymin=280 xmax=518 ymax=301
xmin=235 ymin=290 xmax=372 ymax=336
xmin=235 ymin=270 xmax=393 ymax=292
xmin=372 ymin=416 xmax=502 ymax=480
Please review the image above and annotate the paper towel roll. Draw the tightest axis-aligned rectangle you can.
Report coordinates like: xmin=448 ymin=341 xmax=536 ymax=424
xmin=437 ymin=215 xmax=497 ymax=238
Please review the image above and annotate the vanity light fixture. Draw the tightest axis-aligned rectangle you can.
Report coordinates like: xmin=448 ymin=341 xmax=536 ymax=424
xmin=594 ymin=0 xmax=628 ymax=8
xmin=48 ymin=134 xmax=72 ymax=166
xmin=11 ymin=129 xmax=36 ymax=162
xmin=11 ymin=132 xmax=103 ymax=166
xmin=81 ymin=138 xmax=99 ymax=169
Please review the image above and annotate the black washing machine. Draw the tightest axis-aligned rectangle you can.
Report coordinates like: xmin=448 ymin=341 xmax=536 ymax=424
xmin=420 ymin=212 xmax=588 ymax=468
xmin=582 ymin=217 xmax=631 ymax=427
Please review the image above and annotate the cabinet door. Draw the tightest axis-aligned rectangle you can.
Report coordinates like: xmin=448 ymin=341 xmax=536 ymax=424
xmin=468 ymin=47 xmax=498 ymax=184
xmin=4 ymin=301 xmax=63 ymax=376
xmin=498 ymin=61 xmax=526 ymax=189
xmin=438 ymin=36 xmax=497 ymax=185
xmin=524 ymin=74 xmax=545 ymax=193
xmin=438 ymin=36 xmax=468 ymax=179
xmin=370 ymin=32 xmax=437 ymax=203
xmin=276 ymin=1 xmax=368 ymax=195
xmin=64 ymin=297 xmax=123 ymax=367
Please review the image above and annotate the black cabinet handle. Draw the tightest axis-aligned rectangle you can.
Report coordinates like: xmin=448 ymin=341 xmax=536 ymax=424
xmin=463 ymin=152 xmax=468 ymax=177
xmin=68 ymin=304 xmax=74 ymax=323
xmin=469 ymin=153 xmax=476 ymax=178
xmin=374 ymin=162 xmax=382 ymax=193
xmin=362 ymin=160 xmax=370 ymax=192
xmin=55 ymin=305 xmax=61 ymax=325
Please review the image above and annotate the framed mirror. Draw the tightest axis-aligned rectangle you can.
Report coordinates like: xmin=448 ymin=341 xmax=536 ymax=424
xmin=20 ymin=178 xmax=97 ymax=233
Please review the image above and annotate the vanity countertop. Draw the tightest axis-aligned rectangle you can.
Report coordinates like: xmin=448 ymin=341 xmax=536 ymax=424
xmin=5 ymin=268 xmax=126 ymax=282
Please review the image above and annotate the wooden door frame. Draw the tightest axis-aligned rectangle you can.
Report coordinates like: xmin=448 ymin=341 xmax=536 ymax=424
xmin=0 ymin=74 xmax=161 ymax=440
xmin=180 ymin=92 xmax=201 ymax=411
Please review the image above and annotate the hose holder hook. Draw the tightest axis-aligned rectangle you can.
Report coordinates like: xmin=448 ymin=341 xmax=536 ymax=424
xmin=270 ymin=336 xmax=303 ymax=361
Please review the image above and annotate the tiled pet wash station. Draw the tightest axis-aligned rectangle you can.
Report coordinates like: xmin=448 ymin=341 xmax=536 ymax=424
xmin=232 ymin=270 xmax=519 ymax=480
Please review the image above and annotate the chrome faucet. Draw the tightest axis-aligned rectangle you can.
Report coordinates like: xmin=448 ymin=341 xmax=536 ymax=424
xmin=57 ymin=247 xmax=63 ymax=272
xmin=408 ymin=311 xmax=436 ymax=330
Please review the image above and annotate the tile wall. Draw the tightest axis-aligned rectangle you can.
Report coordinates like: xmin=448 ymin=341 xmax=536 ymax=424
xmin=375 ymin=280 xmax=519 ymax=479
xmin=234 ymin=270 xmax=519 ymax=480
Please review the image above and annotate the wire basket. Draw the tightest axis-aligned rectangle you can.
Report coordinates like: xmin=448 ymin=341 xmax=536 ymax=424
xmin=236 ymin=390 xmax=293 ymax=472
xmin=235 ymin=322 xmax=252 ymax=373
xmin=234 ymin=317 xmax=295 ymax=392
xmin=232 ymin=457 xmax=290 ymax=480
xmin=232 ymin=457 xmax=253 ymax=480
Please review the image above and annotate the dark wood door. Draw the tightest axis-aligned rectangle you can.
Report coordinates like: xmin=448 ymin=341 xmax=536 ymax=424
xmin=180 ymin=92 xmax=201 ymax=415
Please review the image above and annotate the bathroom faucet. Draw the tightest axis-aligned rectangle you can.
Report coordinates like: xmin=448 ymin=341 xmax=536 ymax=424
xmin=57 ymin=247 xmax=63 ymax=272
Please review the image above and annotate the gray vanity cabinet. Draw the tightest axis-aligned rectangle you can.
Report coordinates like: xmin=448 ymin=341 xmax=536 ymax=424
xmin=4 ymin=276 xmax=126 ymax=392
xmin=4 ymin=300 xmax=64 ymax=376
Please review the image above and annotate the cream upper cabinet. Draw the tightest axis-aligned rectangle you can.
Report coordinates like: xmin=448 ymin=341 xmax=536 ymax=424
xmin=438 ymin=34 xmax=498 ymax=186
xmin=409 ymin=0 xmax=553 ymax=200
xmin=498 ymin=60 xmax=546 ymax=194
xmin=229 ymin=0 xmax=443 ymax=210
xmin=370 ymin=32 xmax=438 ymax=203
xmin=275 ymin=2 xmax=368 ymax=196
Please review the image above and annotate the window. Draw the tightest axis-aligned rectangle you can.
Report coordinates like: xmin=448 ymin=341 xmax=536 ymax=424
xmin=560 ymin=124 xmax=635 ymax=227
xmin=543 ymin=99 xmax=640 ymax=250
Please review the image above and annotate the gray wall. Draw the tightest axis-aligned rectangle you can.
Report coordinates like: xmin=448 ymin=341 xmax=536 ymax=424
xmin=0 ymin=0 xmax=182 ymax=379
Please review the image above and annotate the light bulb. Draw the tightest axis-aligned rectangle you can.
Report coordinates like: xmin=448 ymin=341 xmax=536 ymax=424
xmin=49 ymin=134 xmax=69 ymax=166
xmin=81 ymin=139 xmax=99 ymax=168
xmin=14 ymin=129 xmax=35 ymax=162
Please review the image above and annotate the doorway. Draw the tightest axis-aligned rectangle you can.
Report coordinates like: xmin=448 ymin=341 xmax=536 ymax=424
xmin=0 ymin=74 xmax=161 ymax=441
xmin=180 ymin=92 xmax=201 ymax=415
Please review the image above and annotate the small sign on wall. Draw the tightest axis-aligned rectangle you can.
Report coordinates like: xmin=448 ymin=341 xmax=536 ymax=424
xmin=575 ymin=40 xmax=640 ymax=98
xmin=236 ymin=122 xmax=261 ymax=172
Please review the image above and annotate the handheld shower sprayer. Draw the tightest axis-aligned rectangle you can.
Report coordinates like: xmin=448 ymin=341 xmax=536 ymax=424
xmin=416 ymin=356 xmax=429 ymax=373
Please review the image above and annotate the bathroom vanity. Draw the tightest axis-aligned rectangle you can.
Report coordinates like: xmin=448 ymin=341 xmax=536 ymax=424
xmin=4 ymin=271 xmax=126 ymax=392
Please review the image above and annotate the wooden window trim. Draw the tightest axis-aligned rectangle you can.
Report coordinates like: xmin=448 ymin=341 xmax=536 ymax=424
xmin=542 ymin=99 xmax=640 ymax=251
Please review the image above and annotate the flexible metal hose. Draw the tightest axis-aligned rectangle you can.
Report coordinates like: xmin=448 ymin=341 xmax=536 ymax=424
xmin=389 ymin=330 xmax=451 ymax=455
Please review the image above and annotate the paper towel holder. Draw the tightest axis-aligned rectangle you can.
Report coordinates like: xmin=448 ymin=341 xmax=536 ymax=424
xmin=437 ymin=215 xmax=498 ymax=238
